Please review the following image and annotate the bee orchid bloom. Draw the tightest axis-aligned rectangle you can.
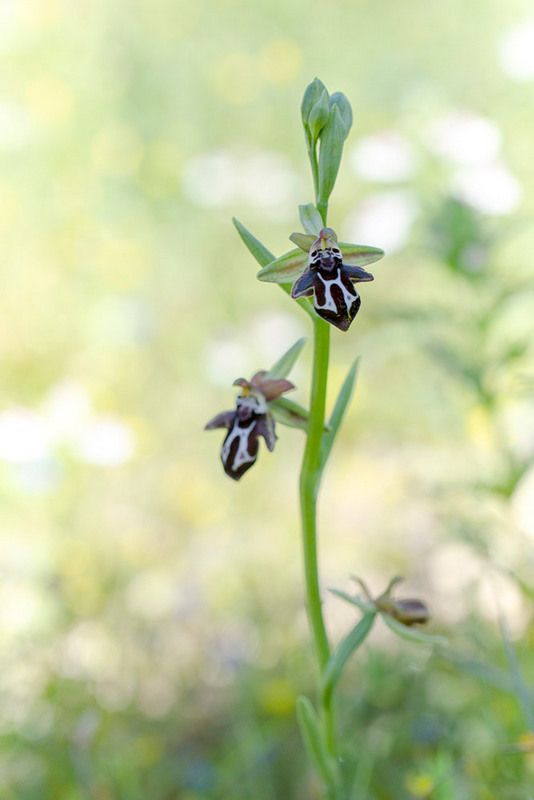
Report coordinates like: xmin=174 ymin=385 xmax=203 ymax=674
xmin=291 ymin=227 xmax=374 ymax=331
xmin=205 ymin=372 xmax=294 ymax=480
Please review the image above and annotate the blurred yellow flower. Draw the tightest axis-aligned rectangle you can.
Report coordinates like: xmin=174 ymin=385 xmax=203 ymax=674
xmin=259 ymin=38 xmax=302 ymax=85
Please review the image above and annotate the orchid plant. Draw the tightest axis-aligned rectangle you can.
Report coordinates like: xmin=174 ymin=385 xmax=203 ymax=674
xmin=205 ymin=80 xmax=441 ymax=799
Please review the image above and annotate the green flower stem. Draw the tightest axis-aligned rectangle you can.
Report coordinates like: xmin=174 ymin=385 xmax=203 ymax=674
xmin=307 ymin=144 xmax=319 ymax=205
xmin=299 ymin=315 xmax=331 ymax=674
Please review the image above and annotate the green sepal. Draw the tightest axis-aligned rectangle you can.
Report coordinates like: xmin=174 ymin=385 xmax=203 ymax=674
xmin=257 ymin=243 xmax=384 ymax=284
xmin=320 ymin=359 xmax=359 ymax=469
xmin=329 ymin=92 xmax=353 ymax=139
xmin=232 ymin=217 xmax=274 ymax=267
xmin=296 ymin=696 xmax=341 ymax=791
xmin=301 ymin=78 xmax=328 ymax=127
xmin=318 ymin=105 xmax=346 ymax=207
xmin=299 ymin=203 xmax=323 ymax=235
xmin=290 ymin=232 xmax=316 ymax=252
xmin=264 ymin=338 xmax=306 ymax=380
xmin=321 ymin=612 xmax=376 ymax=707
xmin=257 ymin=247 xmax=308 ymax=283
xmin=269 ymin=396 xmax=331 ymax=432
xmin=337 ymin=243 xmax=385 ymax=267
xmin=329 ymin=588 xmax=373 ymax=614
xmin=382 ymin=613 xmax=447 ymax=646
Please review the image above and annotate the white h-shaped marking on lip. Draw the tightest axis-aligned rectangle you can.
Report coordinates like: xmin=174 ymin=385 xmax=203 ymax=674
xmin=221 ymin=421 xmax=256 ymax=470
xmin=314 ymin=273 xmax=356 ymax=312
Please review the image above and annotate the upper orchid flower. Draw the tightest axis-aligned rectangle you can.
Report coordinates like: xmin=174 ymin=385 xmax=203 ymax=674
xmin=205 ymin=371 xmax=294 ymax=481
xmin=291 ymin=228 xmax=374 ymax=331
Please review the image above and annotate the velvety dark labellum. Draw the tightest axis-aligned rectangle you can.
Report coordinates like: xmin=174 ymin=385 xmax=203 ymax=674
xmin=206 ymin=393 xmax=276 ymax=481
xmin=291 ymin=230 xmax=374 ymax=331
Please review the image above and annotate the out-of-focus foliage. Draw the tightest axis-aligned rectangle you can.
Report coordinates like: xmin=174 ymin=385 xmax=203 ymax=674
xmin=1 ymin=0 xmax=534 ymax=797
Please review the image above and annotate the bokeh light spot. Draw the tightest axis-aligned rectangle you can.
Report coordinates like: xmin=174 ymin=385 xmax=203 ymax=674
xmin=259 ymin=38 xmax=302 ymax=85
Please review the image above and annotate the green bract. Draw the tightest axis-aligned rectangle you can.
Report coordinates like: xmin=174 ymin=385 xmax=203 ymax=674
xmin=257 ymin=242 xmax=385 ymax=283
xmin=308 ymin=88 xmax=330 ymax=141
xmin=329 ymin=91 xmax=353 ymax=139
xmin=298 ymin=203 xmax=323 ymax=235
xmin=301 ymin=78 xmax=328 ymax=126
xmin=318 ymin=105 xmax=346 ymax=208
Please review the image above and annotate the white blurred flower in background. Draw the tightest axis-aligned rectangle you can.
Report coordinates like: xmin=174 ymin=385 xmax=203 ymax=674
xmin=0 ymin=381 xmax=137 ymax=481
xmin=349 ymin=131 xmax=417 ymax=183
xmin=182 ymin=148 xmax=298 ymax=220
xmin=343 ymin=190 xmax=418 ymax=254
xmin=498 ymin=18 xmax=534 ymax=81
xmin=451 ymin=162 xmax=523 ymax=215
xmin=424 ymin=111 xmax=501 ymax=165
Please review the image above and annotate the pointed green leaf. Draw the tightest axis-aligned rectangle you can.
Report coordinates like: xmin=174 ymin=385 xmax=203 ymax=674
xmin=233 ymin=219 xmax=315 ymax=319
xmin=232 ymin=217 xmax=274 ymax=267
xmin=339 ymin=242 xmax=385 ymax=267
xmin=301 ymin=78 xmax=328 ymax=126
xmin=322 ymin=613 xmax=376 ymax=707
xmin=264 ymin=338 xmax=306 ymax=380
xmin=330 ymin=92 xmax=353 ymax=139
xmin=382 ymin=613 xmax=448 ymax=645
xmin=290 ymin=232 xmax=316 ymax=252
xmin=320 ymin=359 xmax=359 ymax=469
xmin=296 ymin=696 xmax=340 ymax=790
xmin=257 ymin=248 xmax=308 ymax=283
xmin=318 ymin=105 xmax=345 ymax=207
xmin=299 ymin=203 xmax=324 ymax=235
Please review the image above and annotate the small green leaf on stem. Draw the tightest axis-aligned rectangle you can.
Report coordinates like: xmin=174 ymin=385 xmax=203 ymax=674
xmin=382 ymin=614 xmax=448 ymax=645
xmin=320 ymin=359 xmax=359 ymax=469
xmin=299 ymin=203 xmax=324 ymax=235
xmin=322 ymin=612 xmax=376 ymax=707
xmin=318 ymin=105 xmax=346 ymax=208
xmin=296 ymin=696 xmax=341 ymax=791
xmin=265 ymin=338 xmax=306 ymax=380
xmin=232 ymin=217 xmax=274 ymax=267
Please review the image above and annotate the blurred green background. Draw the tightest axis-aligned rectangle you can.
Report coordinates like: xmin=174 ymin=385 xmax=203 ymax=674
xmin=1 ymin=0 xmax=534 ymax=797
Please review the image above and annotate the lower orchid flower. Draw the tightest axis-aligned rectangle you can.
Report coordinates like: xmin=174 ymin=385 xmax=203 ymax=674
xmin=205 ymin=371 xmax=294 ymax=480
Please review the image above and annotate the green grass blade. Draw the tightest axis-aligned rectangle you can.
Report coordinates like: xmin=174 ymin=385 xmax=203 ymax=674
xmin=499 ymin=616 xmax=534 ymax=731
